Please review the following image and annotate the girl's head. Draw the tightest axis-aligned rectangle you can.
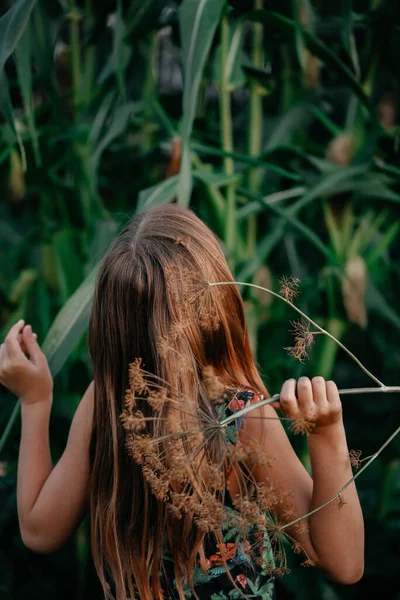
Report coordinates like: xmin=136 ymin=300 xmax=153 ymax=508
xmin=88 ymin=205 xmax=267 ymax=600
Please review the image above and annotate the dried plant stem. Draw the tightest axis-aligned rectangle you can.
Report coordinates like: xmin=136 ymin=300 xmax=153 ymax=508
xmin=281 ymin=422 xmax=400 ymax=530
xmin=220 ymin=387 xmax=400 ymax=428
xmin=209 ymin=281 xmax=386 ymax=388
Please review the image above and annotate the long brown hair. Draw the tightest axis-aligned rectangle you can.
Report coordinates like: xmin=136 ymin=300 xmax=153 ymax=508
xmin=88 ymin=205 xmax=268 ymax=600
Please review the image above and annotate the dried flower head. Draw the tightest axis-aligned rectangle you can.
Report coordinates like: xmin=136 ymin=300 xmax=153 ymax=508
xmin=146 ymin=388 xmax=168 ymax=412
xmin=129 ymin=358 xmax=148 ymax=395
xmin=198 ymin=283 xmax=221 ymax=332
xmin=120 ymin=410 xmax=147 ymax=433
xmin=295 ymin=519 xmax=310 ymax=535
xmin=279 ymin=276 xmax=300 ymax=303
xmin=202 ymin=365 xmax=226 ymax=402
xmin=349 ymin=449 xmax=362 ymax=470
xmin=336 ymin=494 xmax=347 ymax=510
xmin=301 ymin=558 xmax=316 ymax=567
xmin=289 ymin=413 xmax=316 ymax=435
xmin=285 ymin=319 xmax=315 ymax=363
xmin=124 ymin=388 xmax=136 ymax=411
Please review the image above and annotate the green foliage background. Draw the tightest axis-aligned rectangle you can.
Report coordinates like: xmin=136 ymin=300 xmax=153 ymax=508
xmin=1 ymin=0 xmax=400 ymax=598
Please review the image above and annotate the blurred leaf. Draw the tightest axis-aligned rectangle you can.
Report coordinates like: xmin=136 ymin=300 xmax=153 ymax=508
xmin=193 ymin=169 xmax=242 ymax=188
xmin=125 ymin=0 xmax=164 ymax=37
xmin=137 ymin=176 xmax=179 ymax=212
xmin=366 ymin=221 xmax=400 ymax=268
xmin=293 ymin=164 xmax=369 ymax=213
xmin=366 ymin=281 xmax=400 ymax=330
xmin=240 ymin=188 xmax=336 ymax=261
xmin=178 ymin=0 xmax=226 ymax=206
xmin=87 ymin=219 xmax=118 ymax=268
xmin=246 ymin=9 xmax=372 ymax=111
xmin=237 ymin=186 xmax=306 ymax=219
xmin=41 ymin=266 xmax=98 ymax=377
xmin=213 ymin=21 xmax=249 ymax=90
xmin=53 ymin=229 xmax=84 ymax=303
xmin=0 ymin=0 xmax=37 ymax=71
xmin=242 ymin=65 xmax=277 ymax=94
xmin=91 ymin=102 xmax=138 ymax=176
xmin=14 ymin=22 xmax=41 ymax=166
xmin=113 ymin=0 xmax=130 ymax=101
xmin=191 ymin=141 xmax=302 ymax=181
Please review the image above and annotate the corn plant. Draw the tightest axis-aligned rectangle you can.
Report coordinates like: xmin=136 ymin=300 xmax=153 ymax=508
xmin=1 ymin=0 xmax=400 ymax=598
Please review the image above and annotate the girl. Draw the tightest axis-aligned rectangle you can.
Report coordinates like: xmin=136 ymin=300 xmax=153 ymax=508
xmin=0 ymin=205 xmax=364 ymax=600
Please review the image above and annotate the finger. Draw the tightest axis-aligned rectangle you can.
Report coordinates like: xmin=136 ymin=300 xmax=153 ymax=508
xmin=4 ymin=320 xmax=25 ymax=358
xmin=297 ymin=377 xmax=314 ymax=412
xmin=22 ymin=325 xmax=41 ymax=364
xmin=326 ymin=380 xmax=341 ymax=405
xmin=18 ymin=334 xmax=29 ymax=355
xmin=279 ymin=379 xmax=300 ymax=417
xmin=311 ymin=376 xmax=329 ymax=406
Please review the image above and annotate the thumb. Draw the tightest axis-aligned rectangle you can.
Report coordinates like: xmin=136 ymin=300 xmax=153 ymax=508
xmin=22 ymin=325 xmax=41 ymax=363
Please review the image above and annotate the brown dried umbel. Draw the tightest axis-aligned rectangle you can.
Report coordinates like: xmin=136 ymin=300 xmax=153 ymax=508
xmin=279 ymin=276 xmax=300 ymax=303
xmin=285 ymin=319 xmax=315 ymax=363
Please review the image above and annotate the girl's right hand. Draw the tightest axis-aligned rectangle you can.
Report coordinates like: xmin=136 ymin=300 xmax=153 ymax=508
xmin=275 ymin=376 xmax=343 ymax=434
xmin=0 ymin=320 xmax=53 ymax=405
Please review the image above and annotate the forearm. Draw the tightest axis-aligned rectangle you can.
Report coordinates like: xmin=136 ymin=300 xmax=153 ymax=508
xmin=17 ymin=398 xmax=53 ymax=538
xmin=307 ymin=420 xmax=364 ymax=580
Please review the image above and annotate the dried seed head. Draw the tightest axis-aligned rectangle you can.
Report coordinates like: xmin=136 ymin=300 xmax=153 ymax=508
xmin=349 ymin=449 xmax=362 ymax=470
xmin=125 ymin=434 xmax=154 ymax=465
xmin=129 ymin=358 xmax=148 ymax=395
xmin=124 ymin=388 xmax=136 ymax=411
xmin=279 ymin=276 xmax=300 ymax=303
xmin=295 ymin=519 xmax=310 ymax=535
xmin=285 ymin=319 xmax=314 ymax=363
xmin=146 ymin=388 xmax=168 ymax=412
xmin=120 ymin=410 xmax=147 ymax=433
xmin=289 ymin=413 xmax=316 ymax=435
xmin=301 ymin=558 xmax=316 ymax=568
xmin=202 ymin=365 xmax=226 ymax=402
xmin=336 ymin=494 xmax=347 ymax=510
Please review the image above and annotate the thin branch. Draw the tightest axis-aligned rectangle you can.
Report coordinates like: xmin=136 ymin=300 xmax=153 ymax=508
xmin=219 ymin=386 xmax=400 ymax=428
xmin=209 ymin=281 xmax=386 ymax=388
xmin=281 ymin=423 xmax=400 ymax=530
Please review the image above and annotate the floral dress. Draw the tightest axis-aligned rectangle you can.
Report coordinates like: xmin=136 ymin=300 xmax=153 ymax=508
xmin=163 ymin=391 xmax=276 ymax=600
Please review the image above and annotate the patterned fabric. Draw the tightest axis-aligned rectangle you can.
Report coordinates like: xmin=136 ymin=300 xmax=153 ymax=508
xmin=163 ymin=391 xmax=276 ymax=600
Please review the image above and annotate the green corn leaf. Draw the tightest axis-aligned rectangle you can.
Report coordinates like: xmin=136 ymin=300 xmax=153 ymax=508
xmin=177 ymin=0 xmax=226 ymax=206
xmin=14 ymin=23 xmax=41 ymax=166
xmin=191 ymin=141 xmax=302 ymax=181
xmin=366 ymin=281 xmax=400 ymax=331
xmin=91 ymin=101 xmax=138 ymax=181
xmin=239 ymin=188 xmax=336 ymax=262
xmin=137 ymin=176 xmax=179 ymax=212
xmin=0 ymin=0 xmax=37 ymax=130
xmin=366 ymin=222 xmax=400 ymax=268
xmin=292 ymin=164 xmax=369 ymax=214
xmin=0 ymin=0 xmax=37 ymax=70
xmin=193 ymin=169 xmax=242 ymax=188
xmin=245 ymin=9 xmax=372 ymax=112
xmin=113 ymin=0 xmax=129 ymax=101
xmin=242 ymin=65 xmax=277 ymax=94
xmin=41 ymin=265 xmax=99 ymax=377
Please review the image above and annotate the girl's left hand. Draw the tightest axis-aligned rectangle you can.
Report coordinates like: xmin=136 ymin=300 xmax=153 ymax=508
xmin=276 ymin=376 xmax=343 ymax=434
xmin=0 ymin=320 xmax=53 ymax=405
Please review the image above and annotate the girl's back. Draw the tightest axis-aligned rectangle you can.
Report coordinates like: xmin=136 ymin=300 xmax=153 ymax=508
xmin=0 ymin=205 xmax=364 ymax=600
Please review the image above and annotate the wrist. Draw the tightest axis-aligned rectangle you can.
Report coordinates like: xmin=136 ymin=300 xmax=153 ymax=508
xmin=20 ymin=393 xmax=52 ymax=409
xmin=309 ymin=418 xmax=346 ymax=441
